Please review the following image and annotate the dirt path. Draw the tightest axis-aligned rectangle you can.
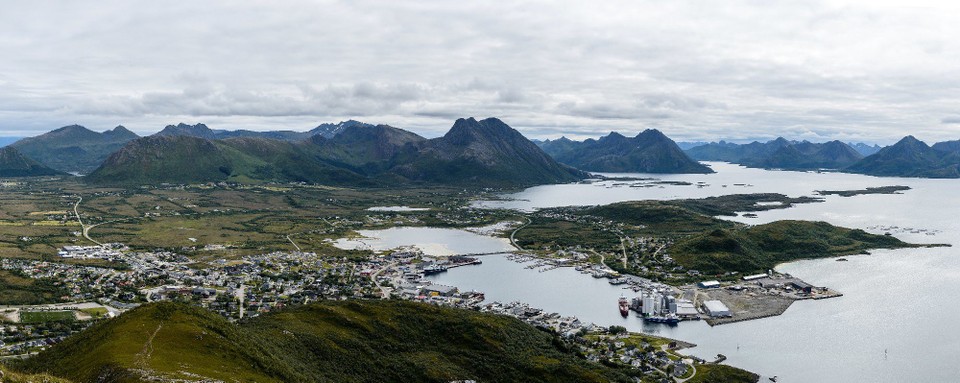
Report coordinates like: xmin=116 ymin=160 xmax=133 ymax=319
xmin=135 ymin=324 xmax=163 ymax=370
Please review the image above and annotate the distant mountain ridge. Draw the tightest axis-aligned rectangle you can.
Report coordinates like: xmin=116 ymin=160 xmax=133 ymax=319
xmin=849 ymin=142 xmax=882 ymax=156
xmin=846 ymin=136 xmax=960 ymax=178
xmin=153 ymin=120 xmax=373 ymax=141
xmin=88 ymin=117 xmax=585 ymax=187
xmin=538 ymin=130 xmax=713 ymax=174
xmin=685 ymin=138 xmax=864 ymax=170
xmin=11 ymin=125 xmax=139 ymax=174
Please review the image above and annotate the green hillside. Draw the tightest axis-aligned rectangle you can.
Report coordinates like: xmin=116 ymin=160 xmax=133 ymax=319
xmin=671 ymin=220 xmax=914 ymax=274
xmin=18 ymin=301 xmax=632 ymax=383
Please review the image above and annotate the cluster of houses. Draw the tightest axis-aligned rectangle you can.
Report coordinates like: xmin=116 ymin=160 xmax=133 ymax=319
xmin=58 ymin=243 xmax=128 ymax=259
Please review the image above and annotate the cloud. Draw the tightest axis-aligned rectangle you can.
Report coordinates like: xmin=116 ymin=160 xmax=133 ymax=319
xmin=0 ymin=0 xmax=959 ymax=144
xmin=942 ymin=117 xmax=960 ymax=124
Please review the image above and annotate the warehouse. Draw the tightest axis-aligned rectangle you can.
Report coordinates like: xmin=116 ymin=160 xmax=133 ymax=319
xmin=697 ymin=280 xmax=720 ymax=289
xmin=702 ymin=300 xmax=732 ymax=318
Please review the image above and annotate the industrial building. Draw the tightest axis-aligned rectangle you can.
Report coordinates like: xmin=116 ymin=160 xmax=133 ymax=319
xmin=702 ymin=300 xmax=732 ymax=317
xmin=697 ymin=280 xmax=720 ymax=289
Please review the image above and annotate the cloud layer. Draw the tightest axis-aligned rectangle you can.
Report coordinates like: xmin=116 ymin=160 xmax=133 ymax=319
xmin=2 ymin=0 xmax=960 ymax=144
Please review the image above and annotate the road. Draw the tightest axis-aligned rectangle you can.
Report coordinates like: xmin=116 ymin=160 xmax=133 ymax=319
xmin=73 ymin=196 xmax=102 ymax=246
xmin=286 ymin=235 xmax=302 ymax=252
xmin=509 ymin=217 xmax=532 ymax=251
xmin=371 ymin=261 xmax=398 ymax=297
xmin=619 ymin=236 xmax=628 ymax=268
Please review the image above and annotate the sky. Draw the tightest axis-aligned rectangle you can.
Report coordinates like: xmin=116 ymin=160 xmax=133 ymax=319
xmin=2 ymin=0 xmax=960 ymax=144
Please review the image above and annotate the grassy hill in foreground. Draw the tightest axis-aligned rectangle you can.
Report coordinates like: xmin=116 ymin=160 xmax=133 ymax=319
xmin=18 ymin=301 xmax=633 ymax=383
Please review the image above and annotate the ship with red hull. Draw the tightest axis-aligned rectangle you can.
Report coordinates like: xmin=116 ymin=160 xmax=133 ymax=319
xmin=618 ymin=296 xmax=629 ymax=317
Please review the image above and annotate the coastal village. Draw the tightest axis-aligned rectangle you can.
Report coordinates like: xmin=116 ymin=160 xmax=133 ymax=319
xmin=0 ymin=229 xmax=837 ymax=382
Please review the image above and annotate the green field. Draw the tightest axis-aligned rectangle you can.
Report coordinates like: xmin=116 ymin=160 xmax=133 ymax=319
xmin=20 ymin=310 xmax=75 ymax=323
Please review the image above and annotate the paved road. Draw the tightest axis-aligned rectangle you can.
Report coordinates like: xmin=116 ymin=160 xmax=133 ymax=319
xmin=619 ymin=237 xmax=628 ymax=268
xmin=371 ymin=261 xmax=398 ymax=297
xmin=509 ymin=217 xmax=532 ymax=251
xmin=286 ymin=235 xmax=302 ymax=252
xmin=73 ymin=196 xmax=102 ymax=246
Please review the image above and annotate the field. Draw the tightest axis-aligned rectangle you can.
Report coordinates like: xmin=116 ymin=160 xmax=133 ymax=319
xmin=19 ymin=310 xmax=76 ymax=323
xmin=0 ymin=178 xmax=516 ymax=262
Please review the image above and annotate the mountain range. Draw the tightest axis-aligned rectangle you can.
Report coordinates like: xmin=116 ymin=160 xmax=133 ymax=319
xmin=10 ymin=125 xmax=139 ymax=174
xmin=153 ymin=120 xmax=372 ymax=141
xmin=87 ymin=117 xmax=585 ymax=187
xmin=684 ymin=138 xmax=864 ymax=170
xmin=537 ymin=130 xmax=713 ymax=174
xmin=9 ymin=119 xmax=960 ymax=182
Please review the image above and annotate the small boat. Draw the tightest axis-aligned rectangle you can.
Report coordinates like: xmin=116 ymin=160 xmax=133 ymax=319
xmin=835 ymin=258 xmax=848 ymax=262
xmin=618 ymin=296 xmax=630 ymax=317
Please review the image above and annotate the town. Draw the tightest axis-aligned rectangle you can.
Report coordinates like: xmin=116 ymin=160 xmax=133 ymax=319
xmin=0 ymin=235 xmax=833 ymax=382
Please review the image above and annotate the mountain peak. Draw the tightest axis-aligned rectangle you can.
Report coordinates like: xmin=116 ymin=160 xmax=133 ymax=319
xmin=49 ymin=124 xmax=95 ymax=136
xmin=156 ymin=123 xmax=217 ymax=139
xmin=444 ymin=117 xmax=521 ymax=146
xmin=636 ymin=129 xmax=670 ymax=142
xmin=104 ymin=125 xmax=138 ymax=139
xmin=895 ymin=135 xmax=924 ymax=146
xmin=771 ymin=137 xmax=791 ymax=146
xmin=309 ymin=120 xmax=375 ymax=139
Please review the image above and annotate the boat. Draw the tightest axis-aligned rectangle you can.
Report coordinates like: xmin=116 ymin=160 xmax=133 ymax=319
xmin=835 ymin=258 xmax=848 ymax=262
xmin=644 ymin=315 xmax=680 ymax=325
xmin=608 ymin=277 xmax=628 ymax=285
xmin=618 ymin=296 xmax=630 ymax=317
xmin=423 ymin=264 xmax=448 ymax=275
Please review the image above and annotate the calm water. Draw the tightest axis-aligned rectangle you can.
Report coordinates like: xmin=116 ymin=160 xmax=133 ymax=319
xmin=331 ymin=227 xmax=514 ymax=256
xmin=425 ymin=163 xmax=960 ymax=383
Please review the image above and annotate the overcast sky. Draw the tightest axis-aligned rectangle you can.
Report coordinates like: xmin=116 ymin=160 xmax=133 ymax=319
xmin=2 ymin=0 xmax=960 ymax=144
